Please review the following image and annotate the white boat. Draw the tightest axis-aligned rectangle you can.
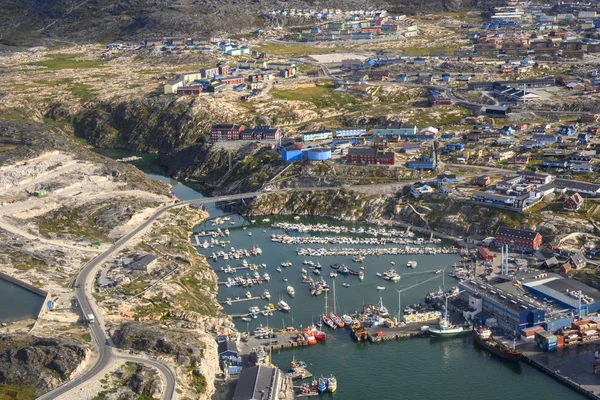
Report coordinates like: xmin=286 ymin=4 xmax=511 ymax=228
xmin=330 ymin=272 xmax=337 ymax=278
xmin=328 ymin=376 xmax=337 ymax=393
xmin=246 ymin=291 xmax=252 ymax=298
xmin=263 ymin=273 xmax=271 ymax=281
xmin=278 ymin=300 xmax=291 ymax=311
xmin=262 ymin=218 xmax=270 ymax=223
xmin=226 ymin=298 xmax=232 ymax=306
xmin=407 ymin=261 xmax=417 ymax=268
xmin=287 ymin=285 xmax=295 ymax=296
xmin=241 ymin=317 xmax=252 ymax=322
xmin=435 ymin=269 xmax=442 ymax=274
xmin=376 ymin=272 xmax=382 ymax=277
xmin=248 ymin=232 xmax=253 ymax=236
xmin=342 ymin=314 xmax=353 ymax=325
xmin=249 ymin=306 xmax=260 ymax=313
xmin=294 ymin=216 xmax=301 ymax=220
xmin=283 ymin=277 xmax=288 ymax=282
xmin=276 ymin=267 xmax=282 ymax=273
xmin=342 ymin=283 xmax=350 ymax=288
xmin=376 ymin=286 xmax=386 ymax=290
xmin=390 ymin=261 xmax=395 ymax=265
xmin=242 ymin=259 xmax=248 ymax=267
xmin=263 ymin=290 xmax=271 ymax=299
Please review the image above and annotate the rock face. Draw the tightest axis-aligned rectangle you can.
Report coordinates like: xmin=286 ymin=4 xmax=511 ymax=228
xmin=0 ymin=335 xmax=86 ymax=393
xmin=247 ymin=190 xmax=392 ymax=222
xmin=112 ymin=322 xmax=205 ymax=366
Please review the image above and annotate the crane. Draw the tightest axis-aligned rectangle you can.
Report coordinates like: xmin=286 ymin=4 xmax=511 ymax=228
xmin=395 ymin=273 xmax=443 ymax=322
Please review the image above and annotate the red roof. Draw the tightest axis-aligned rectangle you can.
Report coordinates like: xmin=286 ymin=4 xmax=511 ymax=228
xmin=479 ymin=247 xmax=494 ymax=258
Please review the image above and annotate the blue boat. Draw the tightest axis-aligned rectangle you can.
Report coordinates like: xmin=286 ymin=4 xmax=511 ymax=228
xmin=338 ymin=266 xmax=350 ymax=275
xmin=318 ymin=377 xmax=328 ymax=393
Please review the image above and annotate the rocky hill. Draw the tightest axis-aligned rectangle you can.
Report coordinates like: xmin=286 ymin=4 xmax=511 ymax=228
xmin=0 ymin=335 xmax=86 ymax=395
xmin=1 ymin=0 xmax=496 ymax=45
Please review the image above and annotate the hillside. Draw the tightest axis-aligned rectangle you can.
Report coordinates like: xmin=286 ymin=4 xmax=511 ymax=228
xmin=0 ymin=0 xmax=491 ymax=45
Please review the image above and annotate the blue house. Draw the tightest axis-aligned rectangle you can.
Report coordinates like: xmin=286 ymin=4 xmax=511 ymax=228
xmin=577 ymin=133 xmax=590 ymax=143
xmin=558 ymin=125 xmax=577 ymax=136
xmin=396 ymin=75 xmax=409 ymax=82
xmin=446 ymin=143 xmax=465 ymax=152
xmin=407 ymin=157 xmax=436 ymax=170
xmin=437 ymin=174 xmax=458 ymax=184
xmin=413 ymin=57 xmax=427 ymax=64
xmin=572 ymin=163 xmax=593 ymax=173
xmin=531 ymin=135 xmax=558 ymax=144
xmin=281 ymin=145 xmax=303 ymax=162
xmin=501 ymin=126 xmax=515 ymax=135
xmin=542 ymin=159 xmax=569 ymax=168
xmin=218 ymin=341 xmax=238 ymax=361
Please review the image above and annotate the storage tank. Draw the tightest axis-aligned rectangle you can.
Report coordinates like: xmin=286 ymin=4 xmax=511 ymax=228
xmin=306 ymin=148 xmax=332 ymax=161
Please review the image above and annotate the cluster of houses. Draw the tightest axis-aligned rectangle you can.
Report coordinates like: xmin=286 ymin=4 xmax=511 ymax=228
xmin=164 ymin=61 xmax=297 ymax=96
xmin=469 ymin=171 xmax=600 ymax=213
xmin=281 ymin=13 xmax=417 ymax=42
xmin=210 ymin=124 xmax=281 ymax=142
xmin=268 ymin=8 xmax=390 ymax=19
xmin=469 ymin=4 xmax=600 ymax=60
xmin=142 ymin=37 xmax=252 ymax=56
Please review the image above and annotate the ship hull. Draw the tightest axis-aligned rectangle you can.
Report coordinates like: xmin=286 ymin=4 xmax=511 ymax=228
xmin=428 ymin=327 xmax=470 ymax=337
xmin=474 ymin=331 xmax=522 ymax=361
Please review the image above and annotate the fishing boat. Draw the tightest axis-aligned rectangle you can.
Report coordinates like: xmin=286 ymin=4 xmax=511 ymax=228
xmin=407 ymin=260 xmax=417 ymax=269
xmin=342 ymin=283 xmax=350 ymax=288
xmin=382 ymin=268 xmax=401 ymax=282
xmin=473 ymin=327 xmax=522 ymax=361
xmin=287 ymin=285 xmax=295 ymax=297
xmin=342 ymin=314 xmax=353 ymax=326
xmin=313 ymin=325 xmax=326 ymax=341
xmin=303 ymin=328 xmax=317 ymax=345
xmin=318 ymin=377 xmax=328 ymax=393
xmin=281 ymin=261 xmax=293 ymax=268
xmin=278 ymin=300 xmax=291 ymax=311
xmin=352 ymin=255 xmax=365 ymax=263
xmin=376 ymin=286 xmax=386 ymax=290
xmin=276 ymin=267 xmax=282 ymax=273
xmin=358 ymin=271 xmax=364 ymax=281
xmin=241 ymin=317 xmax=252 ymax=322
xmin=330 ymin=272 xmax=337 ymax=278
xmin=338 ymin=265 xmax=350 ymax=275
xmin=328 ymin=376 xmax=337 ymax=393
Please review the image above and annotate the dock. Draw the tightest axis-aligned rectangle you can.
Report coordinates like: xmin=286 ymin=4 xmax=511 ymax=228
xmin=518 ymin=342 xmax=600 ymax=400
xmin=220 ymin=296 xmax=266 ymax=304
xmin=366 ymin=321 xmax=431 ymax=342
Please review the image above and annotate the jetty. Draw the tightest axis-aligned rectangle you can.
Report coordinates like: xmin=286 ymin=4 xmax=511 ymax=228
xmin=297 ymin=246 xmax=459 ymax=257
xmin=219 ymin=296 xmax=265 ymax=304
xmin=272 ymin=234 xmax=441 ymax=246
xmin=367 ymin=325 xmax=429 ymax=342
xmin=272 ymin=222 xmax=416 ymax=238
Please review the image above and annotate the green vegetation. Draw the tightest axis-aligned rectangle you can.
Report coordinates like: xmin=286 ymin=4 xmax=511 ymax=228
xmin=401 ymin=45 xmax=462 ymax=57
xmin=66 ymin=83 xmax=97 ymax=101
xmin=37 ymin=206 xmax=109 ymax=241
xmin=8 ymin=252 xmax=46 ymax=271
xmin=0 ymin=385 xmax=37 ymax=400
xmin=191 ymin=372 xmax=207 ymax=394
xmin=28 ymin=54 xmax=104 ymax=70
xmin=255 ymin=43 xmax=351 ymax=57
xmin=271 ymin=85 xmax=360 ymax=110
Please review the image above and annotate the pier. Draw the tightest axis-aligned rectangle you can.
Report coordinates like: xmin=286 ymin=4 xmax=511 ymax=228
xmin=518 ymin=342 xmax=600 ymax=400
xmin=220 ymin=296 xmax=266 ymax=304
xmin=366 ymin=321 xmax=431 ymax=342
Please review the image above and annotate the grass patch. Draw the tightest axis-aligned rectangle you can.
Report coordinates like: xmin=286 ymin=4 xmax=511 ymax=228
xmin=401 ymin=46 xmax=463 ymax=57
xmin=66 ymin=83 xmax=97 ymax=101
xmin=28 ymin=54 xmax=104 ymax=70
xmin=271 ymin=85 xmax=360 ymax=109
xmin=37 ymin=206 xmax=108 ymax=241
xmin=34 ymin=78 xmax=74 ymax=87
xmin=255 ymin=43 xmax=351 ymax=57
xmin=0 ymin=385 xmax=37 ymax=400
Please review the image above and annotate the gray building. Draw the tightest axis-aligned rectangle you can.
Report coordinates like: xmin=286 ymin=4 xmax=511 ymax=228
xmin=233 ymin=365 xmax=281 ymax=400
xmin=128 ymin=254 xmax=157 ymax=271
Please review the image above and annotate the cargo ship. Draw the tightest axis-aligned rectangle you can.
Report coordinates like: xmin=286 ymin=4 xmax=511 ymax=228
xmin=474 ymin=327 xmax=522 ymax=361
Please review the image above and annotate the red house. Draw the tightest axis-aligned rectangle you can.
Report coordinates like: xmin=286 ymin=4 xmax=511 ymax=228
xmin=563 ymin=193 xmax=584 ymax=211
xmin=346 ymin=147 xmax=396 ymax=165
xmin=211 ymin=124 xmax=245 ymax=142
xmin=177 ymin=86 xmax=202 ymax=95
xmin=479 ymin=247 xmax=495 ymax=261
xmin=495 ymin=227 xmax=542 ymax=252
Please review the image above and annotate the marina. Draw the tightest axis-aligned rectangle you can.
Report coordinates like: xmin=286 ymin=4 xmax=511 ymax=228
xmin=130 ymin=167 xmax=589 ymax=400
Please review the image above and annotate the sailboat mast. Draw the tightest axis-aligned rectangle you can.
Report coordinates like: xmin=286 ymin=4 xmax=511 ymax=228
xmin=332 ymin=280 xmax=336 ymax=315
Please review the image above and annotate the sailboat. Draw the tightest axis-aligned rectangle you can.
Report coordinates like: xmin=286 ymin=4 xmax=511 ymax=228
xmin=329 ymin=280 xmax=344 ymax=328
xmin=322 ymin=290 xmax=336 ymax=329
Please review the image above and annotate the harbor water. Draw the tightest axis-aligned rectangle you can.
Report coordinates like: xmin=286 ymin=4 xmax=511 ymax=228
xmin=0 ymin=278 xmax=46 ymax=323
xmin=105 ymin=150 xmax=587 ymax=400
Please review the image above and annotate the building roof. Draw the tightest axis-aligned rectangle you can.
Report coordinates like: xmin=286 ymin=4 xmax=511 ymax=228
xmin=496 ymin=226 xmax=539 ymax=241
xmin=233 ymin=365 xmax=279 ymax=400
xmin=524 ymin=274 xmax=600 ymax=308
xmin=569 ymin=251 xmax=586 ymax=266
xmin=128 ymin=254 xmax=157 ymax=270
xmin=212 ymin=124 xmax=244 ymax=130
xmin=348 ymin=146 xmax=376 ymax=156
xmin=218 ymin=340 xmax=238 ymax=355
xmin=554 ymin=179 xmax=600 ymax=193
xmin=542 ymin=256 xmax=559 ymax=268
